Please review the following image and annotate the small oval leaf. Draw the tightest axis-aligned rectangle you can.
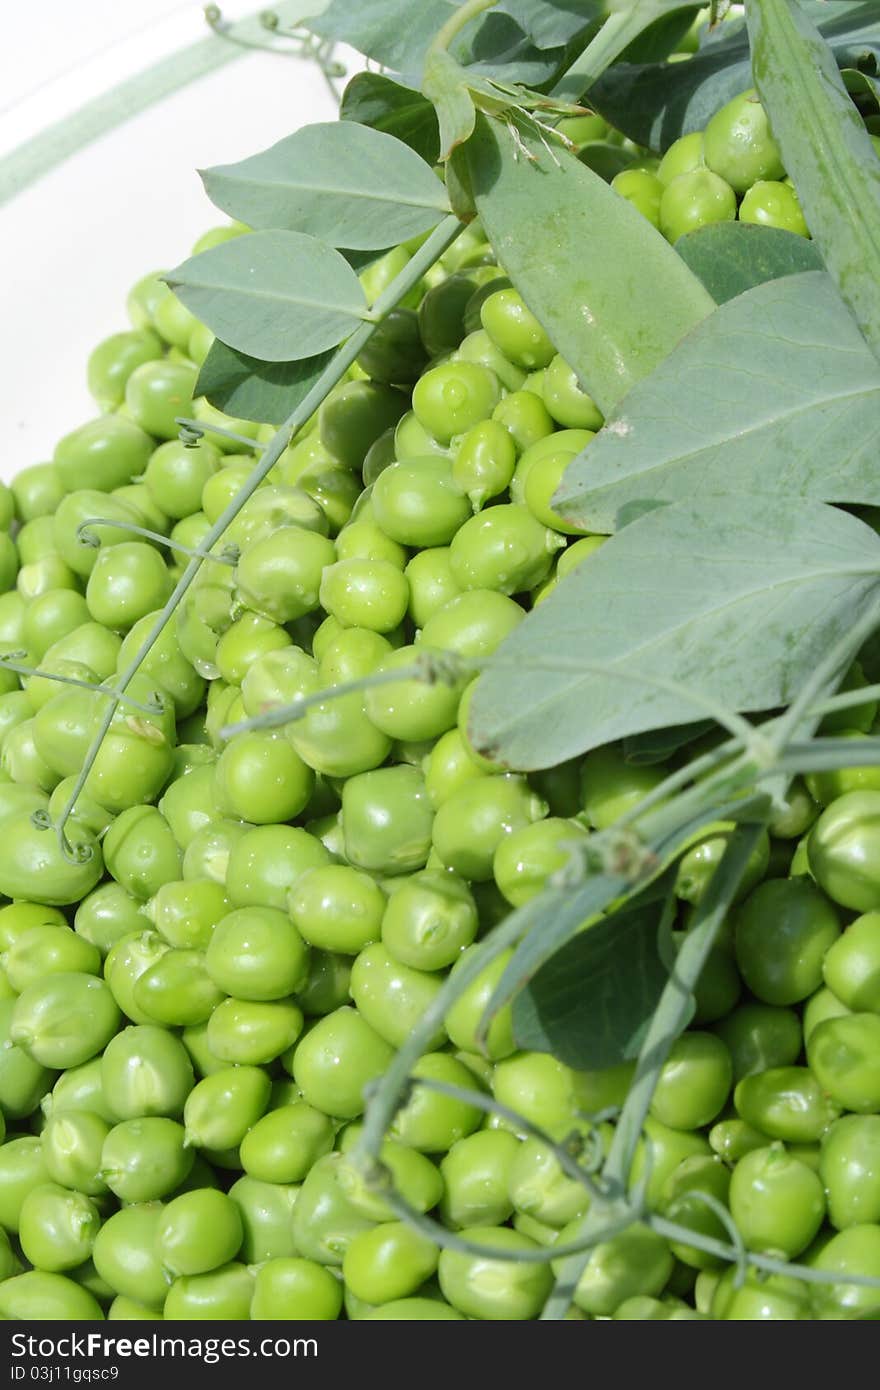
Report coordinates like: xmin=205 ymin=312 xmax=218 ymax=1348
xmin=196 ymin=340 xmax=335 ymax=426
xmin=675 ymin=221 xmax=823 ymax=303
xmin=166 ymin=231 xmax=368 ymax=363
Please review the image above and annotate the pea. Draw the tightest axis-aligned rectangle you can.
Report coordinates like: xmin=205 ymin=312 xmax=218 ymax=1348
xmin=251 ymin=1257 xmax=343 ymax=1320
xmin=444 ymin=946 xmax=516 ymax=1060
xmin=729 ymin=1145 xmax=825 ymax=1258
xmin=711 ymin=1266 xmax=811 ymax=1320
xmin=659 ymin=168 xmax=737 ymax=240
xmin=240 ymin=1102 xmax=334 ymax=1184
xmin=556 ymin=1220 xmax=673 ymax=1317
xmin=341 ymin=764 xmax=435 ymax=876
xmin=289 ymin=864 xmax=385 ymax=955
xmin=292 ymin=1007 xmax=393 ymax=1120
xmin=808 ymin=1013 xmax=880 ymax=1113
xmin=381 ymin=868 xmax=477 ymax=971
xmin=41 ymin=1110 xmax=110 ymax=1196
xmin=225 ymin=1174 xmax=298 ymax=1263
xmin=203 ymin=905 xmax=308 ymax=1001
xmin=661 ymin=1154 xmax=732 ymax=1269
xmin=735 ymin=1066 xmax=841 ymax=1141
xmin=803 ymin=984 xmax=852 ymax=1042
xmin=452 ymin=419 xmax=516 ymax=510
xmin=357 ymin=307 xmax=427 ymax=386
xmin=292 ymin=1153 xmax=377 ymax=1265
xmin=102 ymin=805 xmax=182 ymax=902
xmin=0 ymin=814 xmax=103 ymax=906
xmin=183 ymin=1066 xmax=271 ymax=1150
xmin=493 ymin=817 xmax=588 ymax=907
xmin=12 ymin=462 xmax=65 ymax=523
xmin=164 ymin=1262 xmax=255 ymax=1320
xmin=364 ymin=644 xmax=464 ymax=743
xmin=630 ymin=1117 xmax=711 ymax=1209
xmin=434 ymin=1130 xmax=516 ymax=1230
xmin=44 ymin=1057 xmax=115 ymax=1123
xmin=703 ymin=88 xmax=785 ymax=193
xmin=19 ymin=1182 xmax=102 ymax=1272
xmin=145 ymin=877 xmax=227 ymax=950
xmin=101 ymin=1025 xmax=194 ymax=1120
xmin=734 ymin=877 xmax=841 ymax=1004
xmin=418 ymin=273 xmax=479 ymax=357
xmin=319 ymin=556 xmax=410 ymax=632
xmin=317 ymin=626 xmax=393 ymax=685
xmin=350 ymin=942 xmax=446 ymax=1050
xmin=183 ymin=818 xmax=252 ymax=884
xmin=808 ymin=1225 xmax=880 ymax=1319
xmin=103 ymin=929 xmax=170 ymax=1024
xmin=420 ymin=588 xmax=524 ymax=659
xmin=455 ymin=328 xmax=527 ymax=393
xmin=393 ymin=410 xmax=449 ymax=461
xmin=0 ymin=1270 xmax=104 ymax=1321
xmin=822 ymin=911 xmax=880 ymax=1011
xmin=439 ymin=1226 xmax=553 ymax=1320
xmin=54 ymin=414 xmax=154 ymax=491
xmin=449 ymin=504 xmax=564 ymax=596
xmin=412 ymin=362 xmax=502 ymax=444
xmin=336 ymin=1131 xmax=443 ymax=1222
xmin=820 ymin=1116 xmax=880 ymax=1229
xmin=391 ymin=1052 xmax=483 ymax=1153
xmin=481 ymin=288 xmax=555 ymax=371
xmin=712 ymin=1002 xmax=803 ymax=1082
xmin=11 ymin=972 xmax=119 ymax=1070
xmin=0 ymin=901 xmax=67 ymax=950
xmin=657 ymin=131 xmax=705 ymax=186
xmin=0 ymin=1136 xmax=51 ymax=1232
xmin=433 ymin=774 xmax=547 ymax=882
xmin=23 ymin=589 xmax=91 ymax=662
xmin=343 ymin=1221 xmax=438 ymax=1305
xmin=298 ymin=949 xmax=352 ymax=1017
xmin=100 ymin=1118 xmax=192 ymax=1202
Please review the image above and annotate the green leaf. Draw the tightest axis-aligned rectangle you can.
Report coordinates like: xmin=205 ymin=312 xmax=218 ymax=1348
xmin=589 ymin=1 xmax=880 ymax=149
xmin=465 ymin=114 xmax=714 ymax=415
xmin=339 ymin=73 xmax=440 ymax=165
xmin=512 ymin=893 xmax=670 ymax=1069
xmin=747 ymin=0 xmax=880 ymax=365
xmin=195 ymin=340 xmax=334 ymax=426
xmin=166 ymin=230 xmax=368 ymax=363
xmin=622 ymin=721 xmax=714 ymax=766
xmin=468 ymin=493 xmax=880 ymax=770
xmin=423 ymin=50 xmax=477 ymax=160
xmin=675 ymin=221 xmax=823 ymax=303
xmin=556 ymin=273 xmax=880 ymax=532
xmin=201 ymin=122 xmax=449 ymax=251
xmin=495 ymin=0 xmax=603 ymax=49
xmin=306 ymin=0 xmax=457 ymax=74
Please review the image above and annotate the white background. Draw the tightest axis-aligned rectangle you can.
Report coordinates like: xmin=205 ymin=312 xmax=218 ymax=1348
xmin=0 ymin=1 xmax=357 ymax=480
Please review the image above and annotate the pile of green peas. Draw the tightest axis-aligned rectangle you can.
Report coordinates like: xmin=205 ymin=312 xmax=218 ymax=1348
xmin=561 ymin=87 xmax=880 ymax=243
xmin=1 ymin=195 xmax=880 ymax=1322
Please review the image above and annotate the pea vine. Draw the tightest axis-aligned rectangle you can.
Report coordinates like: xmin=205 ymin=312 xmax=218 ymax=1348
xmin=27 ymin=0 xmax=880 ymax=1317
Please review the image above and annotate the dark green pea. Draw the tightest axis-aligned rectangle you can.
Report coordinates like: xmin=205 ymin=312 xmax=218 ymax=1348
xmin=228 ymin=1174 xmax=299 ymax=1262
xmin=156 ymin=1189 xmax=243 ymax=1276
xmin=206 ymin=997 xmax=303 ymax=1065
xmin=239 ymin=1102 xmax=335 ymax=1184
xmin=133 ymin=947 xmax=225 ymax=1027
xmin=356 ymin=308 xmax=427 ymax=385
xmin=11 ymin=972 xmax=120 ymax=1069
xmin=418 ymin=274 xmax=481 ymax=357
xmin=712 ymin=1002 xmax=803 ymax=1082
xmin=19 ymin=1182 xmax=101 ymax=1272
xmin=0 ymin=1270 xmax=104 ymax=1320
xmin=0 ymin=1136 xmax=51 ymax=1232
xmin=92 ymin=1202 xmax=169 ymax=1309
xmin=100 ymin=1118 xmax=192 ymax=1202
xmin=41 ymin=1110 xmax=110 ymax=1196
xmin=101 ymin=1024 xmax=194 ymax=1120
xmin=735 ymin=1066 xmax=841 ymax=1142
xmin=734 ymin=878 xmax=841 ymax=1004
xmin=183 ymin=1066 xmax=271 ymax=1150
xmin=103 ymin=930 xmax=170 ymax=1024
xmin=297 ymin=950 xmax=353 ymax=1016
xmin=820 ymin=1115 xmax=880 ymax=1229
xmin=319 ymin=380 xmax=408 ymax=472
xmin=164 ymin=1262 xmax=254 ymax=1320
xmin=0 ymin=997 xmax=56 ymax=1119
xmin=291 ymin=1153 xmax=376 ymax=1266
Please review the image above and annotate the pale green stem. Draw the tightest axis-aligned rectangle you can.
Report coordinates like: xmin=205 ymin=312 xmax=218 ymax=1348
xmin=430 ymin=0 xmax=499 ymax=55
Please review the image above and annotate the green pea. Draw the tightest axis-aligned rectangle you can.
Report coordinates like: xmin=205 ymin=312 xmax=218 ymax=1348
xmin=822 ymin=911 xmax=880 ymax=1011
xmin=735 ymin=1066 xmax=841 ymax=1141
xmin=803 ymin=984 xmax=852 ymax=1042
xmin=343 ymin=1221 xmax=438 ymax=1305
xmin=455 ymin=329 xmax=527 ymax=393
xmin=164 ymin=1262 xmax=255 ymax=1320
xmin=240 ymin=1102 xmax=335 ymax=1184
xmin=433 ymin=774 xmax=547 ymax=882
xmin=341 ymin=765 xmax=435 ymax=876
xmin=182 ymin=818 xmax=252 ymax=884
xmin=0 ymin=814 xmax=103 ymax=906
xmin=101 ymin=1024 xmax=194 ymax=1120
xmin=808 ymin=1013 xmax=880 ymax=1113
xmin=183 ymin=1065 xmax=271 ymax=1150
xmin=709 ymin=1117 xmax=768 ymax=1163
xmin=393 ymin=410 xmax=449 ymax=461
xmin=319 ymin=557 xmax=410 ymax=633
xmin=541 ymin=354 xmax=604 ymax=431
xmin=19 ymin=1182 xmax=102 ymax=1271
xmin=364 ymin=644 xmax=464 ymax=743
xmin=439 ymin=1226 xmax=552 ymax=1320
xmin=22 ymin=589 xmax=91 ymax=662
xmin=156 ymin=1188 xmax=243 ymax=1276
xmin=289 ymin=864 xmax=385 ymax=955
xmin=381 ymin=868 xmax=477 ymax=972
xmin=291 ymin=1153 xmax=377 ymax=1265
xmin=808 ymin=1225 xmax=880 ymax=1319
xmin=661 ymin=1154 xmax=732 ymax=1269
xmin=0 ymin=1270 xmax=104 ymax=1321
xmin=228 ymin=1174 xmax=299 ymax=1263
xmin=443 ymin=946 xmax=516 ymax=1060
xmin=11 ymin=972 xmax=119 ymax=1070
xmin=100 ymin=1118 xmax=192 ymax=1202
xmin=452 ymin=419 xmax=516 ymax=510
xmin=116 ymin=612 xmax=206 ymax=720
xmin=207 ymin=997 xmax=303 ymax=1066
xmin=0 ymin=997 xmax=57 ymax=1118
xmin=41 ymin=1110 xmax=110 ymax=1196
xmin=556 ymin=1220 xmax=673 ymax=1317
xmin=2 ymin=924 xmax=98 ymax=995
xmin=292 ymin=1007 xmax=394 ymax=1120
xmin=12 ymin=462 xmax=65 ymax=524
xmin=144 ymin=877 xmax=227 ymax=950
xmin=54 ymin=414 xmax=154 ymax=492
xmin=703 ymin=88 xmax=785 ymax=193
xmin=712 ymin=1002 xmax=803 ymax=1082
xmin=820 ymin=1115 xmax=880 ymax=1230
xmin=418 ymin=273 xmax=480 ymax=357
xmin=317 ymin=626 xmax=393 ymax=684
xmin=0 ymin=901 xmax=66 ymax=950
xmin=419 ymin=588 xmax=524 ymax=659
xmin=251 ymin=1257 xmax=343 ymax=1320
xmin=734 ymin=877 xmax=841 ymax=1004
xmin=436 ymin=1129 xmax=517 ymax=1229
xmin=730 ymin=1145 xmax=825 ymax=1258
xmin=412 ymin=362 xmax=502 ymax=444
xmin=491 ymin=391 xmax=555 ymax=458
xmin=391 ymin=1052 xmax=483 ymax=1153
xmin=103 ymin=930 xmax=170 ymax=1024
xmin=0 ymin=1136 xmax=51 ymax=1232
xmin=357 ymin=307 xmax=427 ymax=387
xmin=103 ymin=805 xmax=182 ymax=902
xmin=133 ymin=947 xmax=225 ymax=1027
xmin=449 ymin=504 xmax=564 ymax=595
xmin=336 ymin=1130 xmax=444 ymax=1222
xmin=711 ymin=1266 xmax=811 ymax=1320
xmin=288 ymin=689 xmax=392 ymax=779
xmin=205 ymin=906 xmax=310 ymax=1000
xmin=508 ymin=1131 xmax=597 ymax=1230
xmin=350 ymin=942 xmax=446 ymax=1049
xmin=298 ymin=949 xmax=353 ymax=1017
xmin=481 ymin=289 xmax=555 ymax=371
xmin=44 ymin=1056 xmax=115 ymax=1123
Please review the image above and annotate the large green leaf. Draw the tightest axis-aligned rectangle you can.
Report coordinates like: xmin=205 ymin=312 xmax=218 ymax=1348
xmin=467 ymin=494 xmax=880 ymax=770
xmin=195 ymin=340 xmax=334 ymax=426
xmin=339 ymin=73 xmax=440 ymax=165
xmin=201 ymin=123 xmax=449 ymax=251
xmin=166 ymin=231 xmax=368 ymax=363
xmin=512 ymin=893 xmax=669 ymax=1069
xmin=675 ymin=221 xmax=823 ymax=303
xmin=589 ymin=1 xmax=880 ymax=149
xmin=466 ymin=115 xmax=714 ymax=415
xmin=555 ymin=273 xmax=880 ymax=533
xmin=747 ymin=0 xmax=880 ymax=365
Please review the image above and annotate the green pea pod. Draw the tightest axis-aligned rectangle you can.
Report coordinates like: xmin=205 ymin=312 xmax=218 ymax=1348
xmin=747 ymin=0 xmax=880 ymax=363
xmin=465 ymin=115 xmax=714 ymax=415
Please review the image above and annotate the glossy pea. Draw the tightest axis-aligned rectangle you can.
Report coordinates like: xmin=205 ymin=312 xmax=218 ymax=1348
xmin=225 ymin=824 xmax=331 ymax=914
xmin=99 ymin=1118 xmax=192 ymax=1202
xmin=364 ymin=643 xmax=464 ymax=742
xmin=289 ymin=864 xmax=385 ymax=955
xmin=101 ymin=1024 xmax=194 ymax=1120
xmin=711 ymin=1266 xmax=810 ymax=1320
xmin=820 ymin=1115 xmax=880 ymax=1229
xmin=22 ymin=589 xmax=91 ymax=661
xmin=227 ymin=1175 xmax=299 ymax=1263
xmin=3 ymin=924 xmax=100 ymax=992
xmin=133 ymin=947 xmax=225 ymax=1027
xmin=417 ymin=273 xmax=479 ymax=357
xmin=390 ymin=1052 xmax=483 ymax=1154
xmin=433 ymin=774 xmax=547 ymax=882
xmin=557 ymin=1220 xmax=673 ymax=1317
xmin=103 ymin=929 xmax=170 ymax=1024
xmin=44 ymin=1056 xmax=115 ymax=1123
xmin=808 ymin=1013 xmax=880 ymax=1113
xmin=240 ymin=1102 xmax=334 ymax=1184
xmin=420 ymin=587 xmax=524 ymax=659
xmin=251 ymin=1257 xmax=343 ymax=1320
xmin=54 ymin=414 xmax=153 ymax=492
xmin=164 ymin=1262 xmax=255 ymax=1320
xmin=507 ymin=1133 xmax=592 ymax=1229
xmin=343 ymin=1221 xmax=438 ymax=1305
xmin=183 ymin=1065 xmax=270 ymax=1151
xmin=183 ymin=817 xmax=251 ymax=884
xmin=452 ymin=419 xmax=516 ymax=510
xmin=659 ymin=168 xmax=737 ymax=240
xmin=735 ymin=1066 xmax=841 ymax=1141
xmin=412 ymin=362 xmax=502 ymax=445
xmin=381 ymin=868 xmax=477 ymax=971
xmin=11 ymin=972 xmax=119 ymax=1069
xmin=341 ymin=764 xmax=434 ymax=876
xmin=12 ymin=462 xmax=65 ymax=523
xmin=125 ymin=359 xmax=197 ymax=439
xmin=0 ymin=998 xmax=55 ymax=1118
xmin=455 ymin=329 xmax=526 ymax=393
xmin=439 ymin=1227 xmax=552 ymax=1320
xmin=350 ymin=942 xmax=446 ymax=1050
xmin=449 ymin=504 xmax=564 ymax=596
xmin=116 ymin=612 xmax=205 ymax=719
xmin=0 ymin=814 xmax=103 ymax=906
xmin=18 ymin=1182 xmax=101 ymax=1272
xmin=41 ymin=1110 xmax=110 ymax=1196
xmin=292 ymin=1007 xmax=393 ymax=1120
xmin=205 ymin=906 xmax=309 ymax=1000
xmin=103 ymin=804 xmax=182 ymax=901
xmin=481 ymin=289 xmax=555 ymax=371
xmin=372 ymin=456 xmax=471 ymax=548
xmin=808 ymin=1225 xmax=880 ymax=1319
xmin=712 ymin=1002 xmax=803 ymax=1082
xmin=144 ymin=877 xmax=227 ymax=950
xmin=0 ymin=1270 xmax=103 ymax=1321
xmin=444 ymin=947 xmax=516 ymax=1060
xmin=661 ymin=1154 xmax=731 ymax=1269
xmin=157 ymin=764 xmax=219 ymax=853
xmin=319 ymin=557 xmax=409 ymax=633
xmin=207 ymin=997 xmax=303 ymax=1066
xmin=291 ymin=1153 xmax=376 ymax=1267
xmin=0 ymin=1136 xmax=51 ymax=1232
xmin=703 ymin=88 xmax=785 ymax=193
xmin=335 ymin=1130 xmax=443 ymax=1223
xmin=822 ymin=911 xmax=880 ymax=1011
xmin=734 ymin=876 xmax=841 ymax=1004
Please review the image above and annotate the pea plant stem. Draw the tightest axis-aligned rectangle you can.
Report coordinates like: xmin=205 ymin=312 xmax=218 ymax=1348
xmin=542 ymin=821 xmax=769 ymax=1319
xmin=52 ymin=211 xmax=465 ymax=857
